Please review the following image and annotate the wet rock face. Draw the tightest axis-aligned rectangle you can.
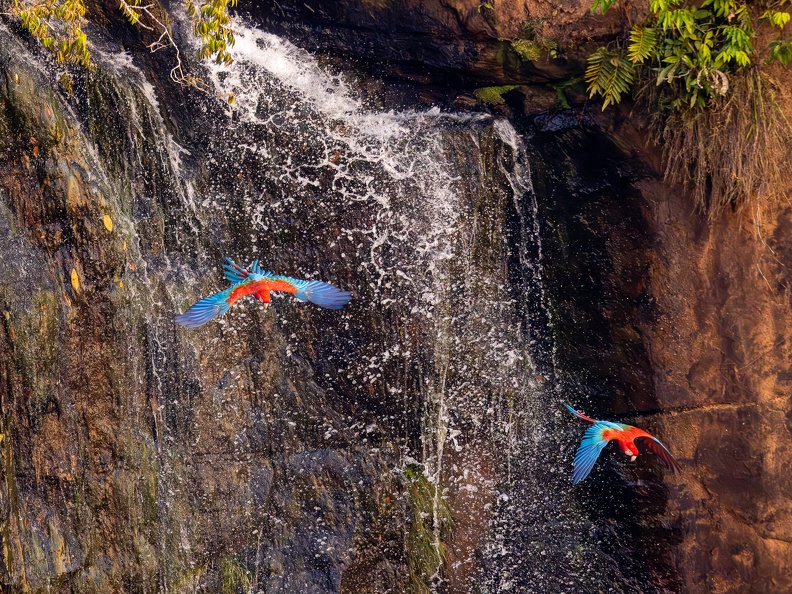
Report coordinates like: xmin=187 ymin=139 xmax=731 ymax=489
xmin=0 ymin=26 xmax=408 ymax=593
xmin=3 ymin=3 xmax=792 ymax=592
xmin=243 ymin=0 xmax=646 ymax=88
xmin=526 ymin=119 xmax=683 ymax=592
xmin=0 ymin=15 xmax=548 ymax=592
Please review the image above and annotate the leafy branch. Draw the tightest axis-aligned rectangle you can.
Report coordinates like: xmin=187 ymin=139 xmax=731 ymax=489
xmin=9 ymin=0 xmax=91 ymax=66
xmin=186 ymin=0 xmax=237 ymax=65
xmin=5 ymin=0 xmax=238 ymax=89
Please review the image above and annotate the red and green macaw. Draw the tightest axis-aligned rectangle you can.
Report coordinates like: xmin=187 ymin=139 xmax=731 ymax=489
xmin=565 ymin=404 xmax=679 ymax=484
xmin=175 ymin=258 xmax=352 ymax=328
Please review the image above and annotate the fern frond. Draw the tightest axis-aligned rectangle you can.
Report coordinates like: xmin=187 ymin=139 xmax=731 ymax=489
xmin=628 ymin=26 xmax=657 ymax=63
xmin=585 ymin=48 xmax=635 ymax=108
xmin=585 ymin=47 xmax=614 ymax=97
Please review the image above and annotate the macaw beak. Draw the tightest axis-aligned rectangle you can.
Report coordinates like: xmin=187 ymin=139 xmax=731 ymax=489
xmin=630 ymin=455 xmax=637 ymax=462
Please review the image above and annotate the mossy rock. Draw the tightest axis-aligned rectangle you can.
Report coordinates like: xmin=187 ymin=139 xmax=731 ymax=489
xmin=473 ymin=85 xmax=519 ymax=105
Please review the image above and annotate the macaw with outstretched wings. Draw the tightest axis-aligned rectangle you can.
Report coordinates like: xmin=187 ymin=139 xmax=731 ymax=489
xmin=175 ymin=258 xmax=352 ymax=328
xmin=565 ymin=404 xmax=679 ymax=484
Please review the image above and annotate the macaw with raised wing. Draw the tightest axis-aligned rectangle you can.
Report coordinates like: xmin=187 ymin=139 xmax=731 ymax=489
xmin=175 ymin=258 xmax=352 ymax=328
xmin=565 ymin=403 xmax=679 ymax=484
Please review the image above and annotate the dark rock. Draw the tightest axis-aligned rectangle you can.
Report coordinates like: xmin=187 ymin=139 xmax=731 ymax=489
xmin=240 ymin=0 xmax=648 ymax=90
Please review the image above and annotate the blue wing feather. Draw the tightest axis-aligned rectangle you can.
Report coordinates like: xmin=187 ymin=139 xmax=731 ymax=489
xmin=175 ymin=288 xmax=233 ymax=328
xmin=276 ymin=276 xmax=352 ymax=310
xmin=571 ymin=422 xmax=612 ymax=484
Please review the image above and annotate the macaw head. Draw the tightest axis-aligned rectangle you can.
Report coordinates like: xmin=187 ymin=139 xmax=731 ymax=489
xmin=621 ymin=443 xmax=638 ymax=462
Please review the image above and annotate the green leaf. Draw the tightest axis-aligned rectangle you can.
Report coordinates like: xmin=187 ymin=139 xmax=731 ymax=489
xmin=591 ymin=0 xmax=617 ymax=13
xmin=761 ymin=9 xmax=791 ymax=29
xmin=628 ymin=25 xmax=657 ymax=63
xmin=656 ymin=63 xmax=677 ymax=85
xmin=769 ymin=39 xmax=792 ymax=65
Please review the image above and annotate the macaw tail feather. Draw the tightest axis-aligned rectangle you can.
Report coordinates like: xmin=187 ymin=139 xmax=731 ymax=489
xmin=175 ymin=288 xmax=233 ymax=328
xmin=294 ymin=280 xmax=352 ymax=310
xmin=222 ymin=258 xmax=248 ymax=284
xmin=564 ymin=403 xmax=596 ymax=423
xmin=222 ymin=257 xmax=272 ymax=284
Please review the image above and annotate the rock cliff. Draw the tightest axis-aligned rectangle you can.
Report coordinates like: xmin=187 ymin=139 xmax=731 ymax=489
xmin=1 ymin=0 xmax=792 ymax=592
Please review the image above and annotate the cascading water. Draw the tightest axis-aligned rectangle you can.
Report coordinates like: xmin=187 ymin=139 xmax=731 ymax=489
xmin=194 ymin=23 xmax=626 ymax=593
xmin=0 ymin=15 xmax=661 ymax=594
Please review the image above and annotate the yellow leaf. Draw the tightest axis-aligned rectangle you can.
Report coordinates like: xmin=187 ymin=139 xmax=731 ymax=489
xmin=103 ymin=214 xmax=113 ymax=231
xmin=70 ymin=268 xmax=79 ymax=292
xmin=118 ymin=280 xmax=123 ymax=288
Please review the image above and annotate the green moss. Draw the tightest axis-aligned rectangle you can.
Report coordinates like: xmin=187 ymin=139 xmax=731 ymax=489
xmin=171 ymin=564 xmax=205 ymax=592
xmin=404 ymin=463 xmax=452 ymax=594
xmin=511 ymin=19 xmax=559 ymax=62
xmin=220 ymin=557 xmax=251 ymax=594
xmin=473 ymin=85 xmax=519 ymax=105
xmin=511 ymin=39 xmax=542 ymax=62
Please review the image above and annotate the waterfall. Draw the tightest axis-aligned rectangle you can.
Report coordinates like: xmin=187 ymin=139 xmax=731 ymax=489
xmin=195 ymin=23 xmax=619 ymax=592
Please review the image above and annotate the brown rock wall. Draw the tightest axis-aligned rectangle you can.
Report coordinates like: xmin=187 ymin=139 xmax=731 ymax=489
xmin=636 ymin=184 xmax=792 ymax=593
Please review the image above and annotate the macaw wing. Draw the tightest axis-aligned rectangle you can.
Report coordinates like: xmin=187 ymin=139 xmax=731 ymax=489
xmin=635 ymin=434 xmax=680 ymax=472
xmin=276 ymin=276 xmax=352 ymax=310
xmin=175 ymin=288 xmax=233 ymax=328
xmin=571 ymin=422 xmax=612 ymax=484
